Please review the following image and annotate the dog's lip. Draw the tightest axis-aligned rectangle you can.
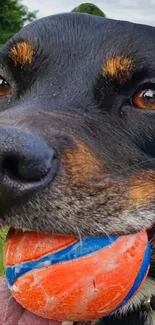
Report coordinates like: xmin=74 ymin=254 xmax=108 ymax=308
xmin=7 ymin=226 xmax=155 ymax=238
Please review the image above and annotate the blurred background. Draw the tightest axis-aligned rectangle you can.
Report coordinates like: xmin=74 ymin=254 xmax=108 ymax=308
xmin=0 ymin=0 xmax=154 ymax=274
xmin=23 ymin=0 xmax=155 ymax=27
xmin=0 ymin=0 xmax=155 ymax=48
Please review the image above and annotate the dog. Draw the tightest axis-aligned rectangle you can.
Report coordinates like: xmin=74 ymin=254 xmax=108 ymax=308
xmin=0 ymin=12 xmax=155 ymax=325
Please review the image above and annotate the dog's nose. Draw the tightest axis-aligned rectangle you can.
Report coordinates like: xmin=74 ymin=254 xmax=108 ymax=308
xmin=0 ymin=126 xmax=57 ymax=199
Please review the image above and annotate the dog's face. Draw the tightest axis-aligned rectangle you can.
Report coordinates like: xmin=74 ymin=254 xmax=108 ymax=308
xmin=0 ymin=13 xmax=155 ymax=324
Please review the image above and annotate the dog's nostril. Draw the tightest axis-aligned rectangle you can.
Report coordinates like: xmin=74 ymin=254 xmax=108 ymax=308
xmin=2 ymin=150 xmax=56 ymax=183
xmin=3 ymin=156 xmax=19 ymax=180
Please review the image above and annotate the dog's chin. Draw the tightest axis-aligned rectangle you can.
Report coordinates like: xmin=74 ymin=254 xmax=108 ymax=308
xmin=5 ymin=215 xmax=155 ymax=241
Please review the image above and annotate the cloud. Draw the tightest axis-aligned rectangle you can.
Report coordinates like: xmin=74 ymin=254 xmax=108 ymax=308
xmin=23 ymin=0 xmax=155 ymax=26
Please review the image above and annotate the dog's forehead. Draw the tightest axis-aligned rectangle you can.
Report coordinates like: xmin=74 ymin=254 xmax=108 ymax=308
xmin=0 ymin=13 xmax=154 ymax=115
xmin=7 ymin=13 xmax=155 ymax=63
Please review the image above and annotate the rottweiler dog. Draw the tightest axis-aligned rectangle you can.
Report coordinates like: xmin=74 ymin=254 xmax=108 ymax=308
xmin=0 ymin=12 xmax=155 ymax=325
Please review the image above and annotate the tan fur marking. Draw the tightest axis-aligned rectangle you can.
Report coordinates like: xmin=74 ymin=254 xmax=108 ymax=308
xmin=129 ymin=171 xmax=155 ymax=205
xmin=64 ymin=143 xmax=100 ymax=182
xmin=9 ymin=41 xmax=34 ymax=65
xmin=103 ymin=55 xmax=135 ymax=84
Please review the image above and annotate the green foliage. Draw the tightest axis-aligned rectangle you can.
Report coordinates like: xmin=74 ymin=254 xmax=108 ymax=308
xmin=0 ymin=229 xmax=8 ymax=276
xmin=0 ymin=0 xmax=37 ymax=47
xmin=71 ymin=3 xmax=106 ymax=17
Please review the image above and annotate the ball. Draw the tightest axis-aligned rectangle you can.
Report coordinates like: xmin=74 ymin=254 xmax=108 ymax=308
xmin=4 ymin=229 xmax=150 ymax=322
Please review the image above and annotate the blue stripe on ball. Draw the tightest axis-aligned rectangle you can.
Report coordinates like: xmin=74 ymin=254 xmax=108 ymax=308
xmin=6 ymin=236 xmax=117 ymax=286
xmin=113 ymin=241 xmax=151 ymax=312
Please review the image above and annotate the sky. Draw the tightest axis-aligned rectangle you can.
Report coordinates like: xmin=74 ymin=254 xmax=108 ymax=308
xmin=22 ymin=0 xmax=155 ymax=27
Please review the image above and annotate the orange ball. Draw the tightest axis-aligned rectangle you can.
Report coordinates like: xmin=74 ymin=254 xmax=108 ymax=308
xmin=4 ymin=229 xmax=150 ymax=321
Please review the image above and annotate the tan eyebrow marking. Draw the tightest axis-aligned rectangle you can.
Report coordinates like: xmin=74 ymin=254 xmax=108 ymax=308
xmin=9 ymin=41 xmax=34 ymax=65
xmin=102 ymin=55 xmax=135 ymax=84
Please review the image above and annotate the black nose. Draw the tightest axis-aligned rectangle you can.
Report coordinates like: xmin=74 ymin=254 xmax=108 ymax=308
xmin=0 ymin=126 xmax=57 ymax=200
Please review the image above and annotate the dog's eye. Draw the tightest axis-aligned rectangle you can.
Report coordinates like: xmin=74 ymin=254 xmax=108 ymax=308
xmin=0 ymin=77 xmax=11 ymax=96
xmin=132 ymin=86 xmax=155 ymax=110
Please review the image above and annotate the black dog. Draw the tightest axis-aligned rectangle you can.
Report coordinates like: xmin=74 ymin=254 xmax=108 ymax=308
xmin=0 ymin=12 xmax=155 ymax=325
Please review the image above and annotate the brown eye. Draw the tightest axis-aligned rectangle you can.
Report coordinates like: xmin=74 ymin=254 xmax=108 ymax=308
xmin=132 ymin=86 xmax=155 ymax=110
xmin=0 ymin=77 xmax=11 ymax=96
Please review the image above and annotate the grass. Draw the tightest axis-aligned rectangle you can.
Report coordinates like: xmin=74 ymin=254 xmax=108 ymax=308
xmin=0 ymin=229 xmax=8 ymax=276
